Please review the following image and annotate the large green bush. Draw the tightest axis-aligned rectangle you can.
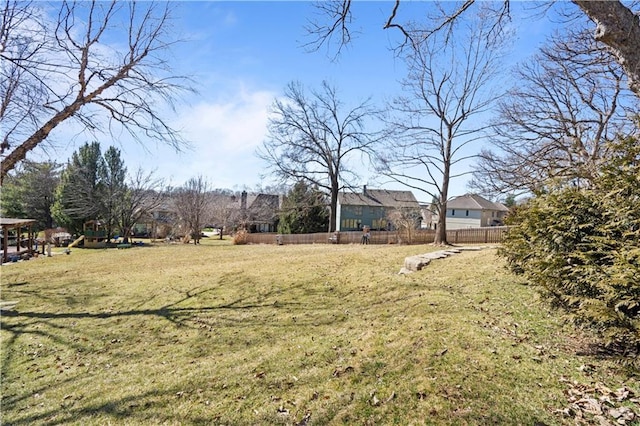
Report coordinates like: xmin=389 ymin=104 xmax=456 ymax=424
xmin=501 ymin=137 xmax=640 ymax=353
xmin=277 ymin=181 xmax=329 ymax=234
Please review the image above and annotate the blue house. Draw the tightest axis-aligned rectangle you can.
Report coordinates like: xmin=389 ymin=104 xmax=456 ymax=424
xmin=336 ymin=187 xmax=421 ymax=231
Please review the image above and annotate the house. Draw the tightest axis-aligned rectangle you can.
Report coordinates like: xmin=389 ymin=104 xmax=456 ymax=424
xmin=419 ymin=203 xmax=435 ymax=229
xmin=435 ymin=194 xmax=509 ymax=230
xmin=137 ymin=191 xmax=282 ymax=237
xmin=336 ymin=186 xmax=421 ymax=231
xmin=134 ymin=196 xmax=176 ymax=239
xmin=240 ymin=191 xmax=282 ymax=233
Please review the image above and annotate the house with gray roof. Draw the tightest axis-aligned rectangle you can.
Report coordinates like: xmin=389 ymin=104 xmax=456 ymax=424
xmin=209 ymin=191 xmax=282 ymax=233
xmin=436 ymin=194 xmax=509 ymax=229
xmin=336 ymin=186 xmax=421 ymax=231
xmin=240 ymin=191 xmax=282 ymax=233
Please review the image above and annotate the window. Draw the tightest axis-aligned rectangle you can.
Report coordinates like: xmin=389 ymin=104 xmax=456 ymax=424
xmin=341 ymin=219 xmax=359 ymax=230
xmin=353 ymin=206 xmax=363 ymax=216
xmin=465 ymin=210 xmax=469 ymax=216
xmin=372 ymin=219 xmax=387 ymax=230
xmin=451 ymin=209 xmax=455 ymax=216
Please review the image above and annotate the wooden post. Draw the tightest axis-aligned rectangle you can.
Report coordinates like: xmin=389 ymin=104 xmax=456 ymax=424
xmin=18 ymin=225 xmax=22 ymax=256
xmin=28 ymin=224 xmax=34 ymax=257
xmin=2 ymin=226 xmax=7 ymax=263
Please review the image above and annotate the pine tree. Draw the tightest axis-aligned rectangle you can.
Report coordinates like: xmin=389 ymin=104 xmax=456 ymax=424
xmin=51 ymin=142 xmax=106 ymax=235
xmin=278 ymin=182 xmax=329 ymax=234
xmin=0 ymin=161 xmax=60 ymax=230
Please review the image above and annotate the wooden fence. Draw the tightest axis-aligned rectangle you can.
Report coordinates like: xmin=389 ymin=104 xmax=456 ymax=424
xmin=244 ymin=226 xmax=510 ymax=245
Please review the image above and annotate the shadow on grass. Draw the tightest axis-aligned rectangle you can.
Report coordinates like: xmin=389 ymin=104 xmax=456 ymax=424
xmin=1 ymin=284 xmax=311 ymax=324
xmin=4 ymin=281 xmax=29 ymax=287
xmin=3 ymin=385 xmax=199 ymax=426
xmin=0 ymin=298 xmax=313 ymax=333
xmin=0 ymin=284 xmax=340 ymax=418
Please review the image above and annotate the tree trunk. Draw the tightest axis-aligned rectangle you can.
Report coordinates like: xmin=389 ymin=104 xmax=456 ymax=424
xmin=573 ymin=0 xmax=640 ymax=97
xmin=329 ymin=177 xmax=339 ymax=232
xmin=434 ymin=138 xmax=452 ymax=246
xmin=435 ymin=203 xmax=447 ymax=245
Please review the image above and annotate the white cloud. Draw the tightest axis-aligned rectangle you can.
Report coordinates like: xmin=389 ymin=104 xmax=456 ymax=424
xmin=176 ymin=87 xmax=273 ymax=155
xmin=121 ymin=85 xmax=277 ymax=188
xmin=29 ymin=81 xmax=277 ymax=190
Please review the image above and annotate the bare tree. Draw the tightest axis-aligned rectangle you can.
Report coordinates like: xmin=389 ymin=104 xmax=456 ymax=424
xmin=118 ymin=168 xmax=166 ymax=244
xmin=387 ymin=207 xmax=421 ymax=244
xmin=258 ymin=80 xmax=382 ymax=232
xmin=471 ymin=29 xmax=638 ymax=196
xmin=0 ymin=0 xmax=191 ymax=182
xmin=208 ymin=190 xmax=241 ymax=238
xmin=307 ymin=1 xmax=640 ymax=99
xmin=378 ymin=19 xmax=504 ymax=245
xmin=172 ymin=176 xmax=210 ymax=245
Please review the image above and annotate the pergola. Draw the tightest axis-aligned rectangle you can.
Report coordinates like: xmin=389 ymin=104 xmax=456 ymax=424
xmin=1 ymin=218 xmax=36 ymax=263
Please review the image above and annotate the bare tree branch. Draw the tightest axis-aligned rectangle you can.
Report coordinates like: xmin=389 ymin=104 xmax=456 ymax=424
xmin=306 ymin=0 xmax=640 ymax=99
xmin=303 ymin=0 xmax=353 ymax=59
xmin=0 ymin=1 xmax=193 ymax=182
xmin=471 ymin=27 xmax=638 ymax=197
xmin=573 ymin=0 xmax=640 ymax=96
xmin=382 ymin=0 xmax=413 ymax=45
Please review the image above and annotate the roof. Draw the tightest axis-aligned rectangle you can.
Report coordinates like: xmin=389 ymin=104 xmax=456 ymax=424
xmin=0 ymin=218 xmax=37 ymax=227
xmin=339 ymin=189 xmax=419 ymax=209
xmin=247 ymin=194 xmax=280 ymax=222
xmin=447 ymin=194 xmax=509 ymax=212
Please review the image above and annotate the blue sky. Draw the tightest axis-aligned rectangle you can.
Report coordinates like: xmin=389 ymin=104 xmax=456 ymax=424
xmin=41 ymin=1 xmax=556 ymax=201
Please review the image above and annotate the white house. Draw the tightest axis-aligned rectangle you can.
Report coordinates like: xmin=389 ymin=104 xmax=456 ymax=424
xmin=431 ymin=194 xmax=509 ymax=230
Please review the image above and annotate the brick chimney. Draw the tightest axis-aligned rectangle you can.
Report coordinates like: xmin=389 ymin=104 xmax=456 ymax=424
xmin=241 ymin=190 xmax=247 ymax=211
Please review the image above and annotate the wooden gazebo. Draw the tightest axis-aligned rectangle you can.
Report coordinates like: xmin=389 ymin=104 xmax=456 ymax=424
xmin=1 ymin=218 xmax=36 ymax=263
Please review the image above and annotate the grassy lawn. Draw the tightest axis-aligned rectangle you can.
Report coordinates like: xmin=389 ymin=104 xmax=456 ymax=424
xmin=1 ymin=242 xmax=637 ymax=425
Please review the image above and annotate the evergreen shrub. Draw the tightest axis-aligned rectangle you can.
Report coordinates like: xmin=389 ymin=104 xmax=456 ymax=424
xmin=501 ymin=137 xmax=640 ymax=357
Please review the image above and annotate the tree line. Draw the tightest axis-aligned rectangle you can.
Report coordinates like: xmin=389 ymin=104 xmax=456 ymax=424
xmin=2 ymin=142 xmax=164 ymax=243
xmin=0 ymin=142 xmax=331 ymax=242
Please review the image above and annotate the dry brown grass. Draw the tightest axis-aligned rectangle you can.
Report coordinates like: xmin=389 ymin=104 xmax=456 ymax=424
xmin=1 ymin=242 xmax=637 ymax=425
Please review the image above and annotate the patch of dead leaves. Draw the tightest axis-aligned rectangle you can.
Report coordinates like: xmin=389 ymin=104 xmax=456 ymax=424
xmin=332 ymin=366 xmax=354 ymax=377
xmin=556 ymin=378 xmax=638 ymax=425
